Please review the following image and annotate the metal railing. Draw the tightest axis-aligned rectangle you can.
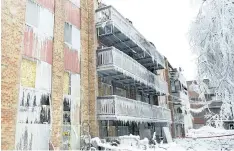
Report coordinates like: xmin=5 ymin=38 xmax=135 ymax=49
xmin=97 ymin=95 xmax=171 ymax=122
xmin=96 ymin=6 xmax=165 ymax=68
xmin=97 ymin=47 xmax=168 ymax=94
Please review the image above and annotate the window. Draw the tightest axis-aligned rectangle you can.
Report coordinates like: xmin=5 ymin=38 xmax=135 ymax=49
xmin=64 ymin=22 xmax=72 ymax=44
xmin=175 ymin=80 xmax=181 ymax=91
xmin=171 ymin=81 xmax=176 ymax=92
xmin=64 ymin=23 xmax=81 ymax=51
xmin=177 ymin=107 xmax=182 ymax=113
xmin=26 ymin=0 xmax=40 ymax=27
xmin=26 ymin=0 xmax=54 ymax=37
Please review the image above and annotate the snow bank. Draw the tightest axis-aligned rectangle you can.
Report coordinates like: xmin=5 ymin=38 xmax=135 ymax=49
xmin=187 ymin=126 xmax=234 ymax=137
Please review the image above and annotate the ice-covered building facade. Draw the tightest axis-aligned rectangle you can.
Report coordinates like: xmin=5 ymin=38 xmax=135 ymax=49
xmin=168 ymin=66 xmax=191 ymax=138
xmin=95 ymin=4 xmax=172 ymax=140
xmin=2 ymin=0 xmax=97 ymax=150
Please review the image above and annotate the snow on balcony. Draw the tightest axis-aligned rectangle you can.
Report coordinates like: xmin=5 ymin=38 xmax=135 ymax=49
xmin=97 ymin=47 xmax=168 ymax=95
xmin=95 ymin=5 xmax=165 ymax=70
xmin=97 ymin=95 xmax=171 ymax=123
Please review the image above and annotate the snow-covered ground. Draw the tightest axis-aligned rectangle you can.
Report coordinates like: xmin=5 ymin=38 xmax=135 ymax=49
xmin=175 ymin=126 xmax=234 ymax=151
xmin=91 ymin=126 xmax=234 ymax=151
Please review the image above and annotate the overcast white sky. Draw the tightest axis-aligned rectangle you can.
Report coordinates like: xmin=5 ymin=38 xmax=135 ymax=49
xmin=102 ymin=0 xmax=202 ymax=81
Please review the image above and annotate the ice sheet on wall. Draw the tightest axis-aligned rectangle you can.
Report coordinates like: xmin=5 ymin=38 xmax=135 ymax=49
xmin=63 ymin=95 xmax=72 ymax=150
xmin=71 ymin=26 xmax=80 ymax=52
xmin=70 ymin=74 xmax=80 ymax=149
xmin=38 ymin=7 xmax=54 ymax=37
xmin=15 ymin=87 xmax=51 ymax=150
xmin=15 ymin=124 xmax=50 ymax=150
xmin=35 ymin=61 xmax=52 ymax=91
xmin=63 ymin=78 xmax=80 ymax=150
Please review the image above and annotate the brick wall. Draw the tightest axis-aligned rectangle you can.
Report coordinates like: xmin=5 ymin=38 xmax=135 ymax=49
xmin=80 ymin=0 xmax=99 ymax=137
xmin=1 ymin=0 xmax=26 ymax=149
xmin=50 ymin=0 xmax=65 ymax=149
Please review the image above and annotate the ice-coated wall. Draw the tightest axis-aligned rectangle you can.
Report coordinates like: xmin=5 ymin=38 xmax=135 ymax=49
xmin=15 ymin=87 xmax=51 ymax=150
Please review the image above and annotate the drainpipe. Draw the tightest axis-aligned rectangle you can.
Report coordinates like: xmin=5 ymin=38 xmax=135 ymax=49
xmin=87 ymin=0 xmax=91 ymax=141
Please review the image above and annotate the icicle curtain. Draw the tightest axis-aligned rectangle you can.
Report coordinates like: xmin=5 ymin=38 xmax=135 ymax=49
xmin=15 ymin=87 xmax=51 ymax=150
xmin=63 ymin=96 xmax=72 ymax=150
xmin=35 ymin=61 xmax=52 ymax=91
xmin=25 ymin=0 xmax=54 ymax=37
xmin=24 ymin=0 xmax=54 ymax=65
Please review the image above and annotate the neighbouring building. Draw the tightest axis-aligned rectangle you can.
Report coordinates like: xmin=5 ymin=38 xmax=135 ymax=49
xmin=95 ymin=4 xmax=172 ymax=141
xmin=2 ymin=0 xmax=98 ymax=150
xmin=166 ymin=64 xmax=192 ymax=138
xmin=187 ymin=79 xmax=234 ymax=130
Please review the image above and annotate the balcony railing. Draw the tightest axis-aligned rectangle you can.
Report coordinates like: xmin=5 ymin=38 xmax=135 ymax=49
xmin=97 ymin=95 xmax=171 ymax=123
xmin=97 ymin=47 xmax=168 ymax=94
xmin=96 ymin=5 xmax=165 ymax=69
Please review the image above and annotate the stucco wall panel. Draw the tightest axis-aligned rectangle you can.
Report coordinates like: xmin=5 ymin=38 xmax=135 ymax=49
xmin=21 ymin=59 xmax=37 ymax=88
xmin=63 ymin=72 xmax=70 ymax=95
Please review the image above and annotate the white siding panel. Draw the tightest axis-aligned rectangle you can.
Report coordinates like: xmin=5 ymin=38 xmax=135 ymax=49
xmin=35 ymin=61 xmax=51 ymax=91
xmin=71 ymin=74 xmax=80 ymax=99
xmin=72 ymin=26 xmax=81 ymax=53
xmin=39 ymin=8 xmax=54 ymax=37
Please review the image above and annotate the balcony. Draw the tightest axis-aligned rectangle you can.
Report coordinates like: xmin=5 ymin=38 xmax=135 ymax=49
xmin=97 ymin=47 xmax=168 ymax=95
xmin=97 ymin=95 xmax=171 ymax=123
xmin=96 ymin=5 xmax=165 ymax=70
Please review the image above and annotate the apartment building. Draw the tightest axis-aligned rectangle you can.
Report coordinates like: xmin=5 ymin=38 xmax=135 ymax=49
xmin=187 ymin=80 xmax=234 ymax=130
xmin=2 ymin=0 xmax=97 ymax=150
xmin=95 ymin=4 xmax=171 ymax=140
xmin=2 ymin=1 xmax=181 ymax=150
xmin=167 ymin=65 xmax=191 ymax=138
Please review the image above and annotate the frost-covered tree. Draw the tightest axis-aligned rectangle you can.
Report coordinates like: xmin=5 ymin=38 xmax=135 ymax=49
xmin=189 ymin=0 xmax=234 ymax=127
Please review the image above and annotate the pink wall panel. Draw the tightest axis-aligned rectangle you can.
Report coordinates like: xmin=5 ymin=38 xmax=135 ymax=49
xmin=24 ymin=26 xmax=34 ymax=58
xmin=37 ymin=0 xmax=54 ymax=13
xmin=23 ymin=25 xmax=53 ymax=64
xmin=41 ymin=40 xmax=53 ymax=64
xmin=64 ymin=46 xmax=80 ymax=74
xmin=65 ymin=0 xmax=81 ymax=29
